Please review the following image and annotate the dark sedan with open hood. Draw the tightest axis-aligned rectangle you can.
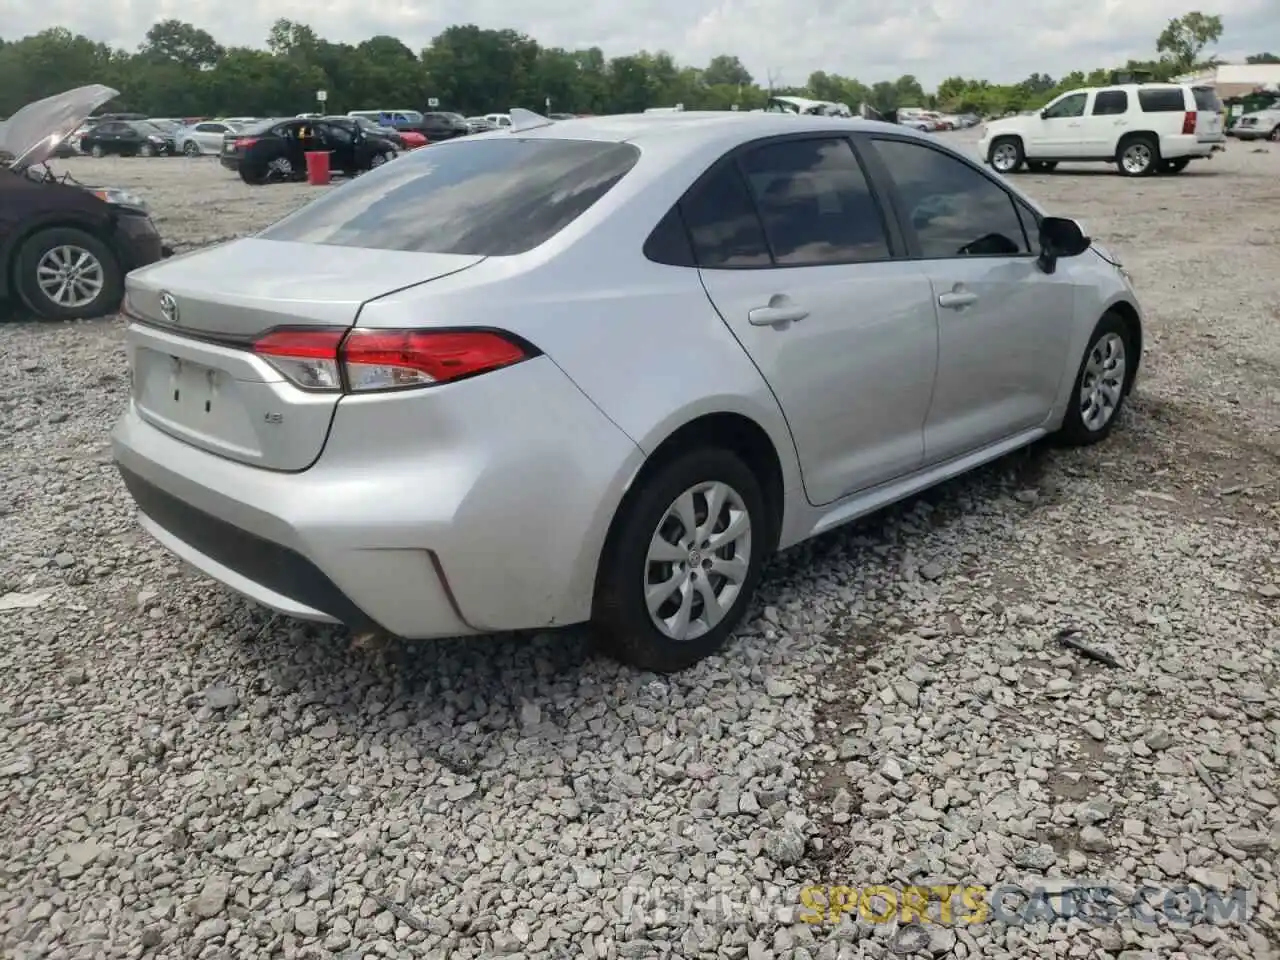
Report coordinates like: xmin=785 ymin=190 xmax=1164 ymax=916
xmin=1 ymin=85 xmax=171 ymax=320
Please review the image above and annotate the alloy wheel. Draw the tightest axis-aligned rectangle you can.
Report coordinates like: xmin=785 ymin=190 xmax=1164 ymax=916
xmin=35 ymin=245 xmax=106 ymax=309
xmin=1079 ymin=332 xmax=1127 ymax=432
xmin=991 ymin=142 xmax=1018 ymax=172
xmin=1121 ymin=142 xmax=1153 ymax=174
xmin=643 ymin=481 xmax=752 ymax=643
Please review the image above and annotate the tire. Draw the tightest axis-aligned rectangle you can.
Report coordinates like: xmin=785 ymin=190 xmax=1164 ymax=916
xmin=1056 ymin=312 xmax=1134 ymax=447
xmin=1116 ymin=135 xmax=1159 ymax=176
xmin=14 ymin=227 xmax=123 ymax=321
xmin=139 ymin=143 xmax=154 ymax=158
xmin=592 ymin=448 xmax=770 ymax=673
xmin=183 ymin=141 xmax=200 ymax=157
xmin=1027 ymin=160 xmax=1058 ymax=173
xmin=239 ymin=163 xmax=268 ymax=185
xmin=989 ymin=136 xmax=1025 ymax=174
xmin=1159 ymin=158 xmax=1191 ymax=174
xmin=1269 ymin=126 xmax=1280 ymax=143
xmin=90 ymin=144 xmax=104 ymax=158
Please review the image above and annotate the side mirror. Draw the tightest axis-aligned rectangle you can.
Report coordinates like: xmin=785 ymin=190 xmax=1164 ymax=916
xmin=1037 ymin=216 xmax=1091 ymax=273
xmin=1040 ymin=110 xmax=1050 ymax=120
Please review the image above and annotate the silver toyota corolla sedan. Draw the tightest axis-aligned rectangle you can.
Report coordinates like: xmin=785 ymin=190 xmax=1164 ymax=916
xmin=112 ymin=110 xmax=1143 ymax=673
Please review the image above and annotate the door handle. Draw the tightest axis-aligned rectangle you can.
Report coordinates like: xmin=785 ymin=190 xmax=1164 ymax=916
xmin=938 ymin=291 xmax=978 ymax=309
xmin=748 ymin=304 xmax=809 ymax=326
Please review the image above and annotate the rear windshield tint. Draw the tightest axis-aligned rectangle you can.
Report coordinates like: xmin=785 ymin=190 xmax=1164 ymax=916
xmin=1192 ymin=86 xmax=1221 ymax=111
xmin=1137 ymin=88 xmax=1187 ymax=112
xmin=259 ymin=138 xmax=640 ymax=256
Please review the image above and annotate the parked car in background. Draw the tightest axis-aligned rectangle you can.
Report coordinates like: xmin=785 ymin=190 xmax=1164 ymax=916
xmin=420 ymin=112 xmax=470 ymax=140
xmin=177 ymin=120 xmax=242 ymax=156
xmin=327 ymin=115 xmax=427 ymax=149
xmin=980 ymin=82 xmax=1225 ymax=176
xmin=235 ymin=117 xmax=399 ymax=184
xmin=465 ymin=116 xmax=497 ymax=133
xmin=1230 ymin=105 xmax=1280 ymax=141
xmin=485 ymin=113 xmax=513 ymax=129
xmin=219 ymin=118 xmax=293 ymax=171
xmin=81 ymin=119 xmax=178 ymax=157
xmin=1 ymin=85 xmax=169 ymax=320
xmin=111 ymin=111 xmax=1143 ymax=673
xmin=548 ymin=113 xmax=578 ymax=121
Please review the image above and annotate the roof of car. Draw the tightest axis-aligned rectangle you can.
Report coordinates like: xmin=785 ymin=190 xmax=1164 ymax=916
xmin=486 ymin=111 xmax=920 ymax=148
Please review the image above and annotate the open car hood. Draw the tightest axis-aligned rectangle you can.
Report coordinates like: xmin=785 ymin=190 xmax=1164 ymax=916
xmin=0 ymin=85 xmax=118 ymax=171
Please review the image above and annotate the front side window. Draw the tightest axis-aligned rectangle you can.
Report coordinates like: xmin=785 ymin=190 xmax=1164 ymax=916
xmin=260 ymin=138 xmax=640 ymax=256
xmin=739 ymin=138 xmax=891 ymax=266
xmin=1043 ymin=93 xmax=1088 ymax=119
xmin=1092 ymin=91 xmax=1128 ymax=116
xmin=871 ymin=139 xmax=1031 ymax=259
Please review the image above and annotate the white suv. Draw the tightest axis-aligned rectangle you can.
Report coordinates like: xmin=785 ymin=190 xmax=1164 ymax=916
xmin=978 ymin=83 xmax=1225 ymax=177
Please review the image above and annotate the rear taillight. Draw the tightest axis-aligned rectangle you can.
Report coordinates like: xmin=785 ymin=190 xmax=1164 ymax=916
xmin=253 ymin=329 xmax=345 ymax=390
xmin=1182 ymin=111 xmax=1196 ymax=135
xmin=234 ymin=137 xmax=258 ymax=150
xmin=250 ymin=328 xmax=532 ymax=393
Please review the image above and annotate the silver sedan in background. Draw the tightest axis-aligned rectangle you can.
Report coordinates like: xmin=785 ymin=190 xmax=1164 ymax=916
xmin=177 ymin=120 xmax=243 ymax=156
xmin=112 ymin=111 xmax=1143 ymax=673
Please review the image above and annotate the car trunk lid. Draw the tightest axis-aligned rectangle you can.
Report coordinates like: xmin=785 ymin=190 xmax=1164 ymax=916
xmin=124 ymin=238 xmax=485 ymax=471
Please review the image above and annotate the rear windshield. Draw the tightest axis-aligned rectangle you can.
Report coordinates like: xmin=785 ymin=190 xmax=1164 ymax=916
xmin=259 ymin=138 xmax=641 ymax=256
xmin=1192 ymin=86 xmax=1221 ymax=111
xmin=1137 ymin=88 xmax=1187 ymax=112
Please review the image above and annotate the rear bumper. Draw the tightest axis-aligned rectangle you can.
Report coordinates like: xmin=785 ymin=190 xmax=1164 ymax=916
xmin=1161 ymin=134 xmax=1223 ymax=159
xmin=111 ymin=357 xmax=644 ymax=639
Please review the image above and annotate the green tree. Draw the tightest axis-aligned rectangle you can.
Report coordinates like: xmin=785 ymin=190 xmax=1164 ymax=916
xmin=1156 ymin=11 xmax=1224 ymax=72
xmin=139 ymin=20 xmax=223 ymax=69
xmin=1246 ymin=52 xmax=1279 ymax=64
xmin=702 ymin=55 xmax=752 ymax=88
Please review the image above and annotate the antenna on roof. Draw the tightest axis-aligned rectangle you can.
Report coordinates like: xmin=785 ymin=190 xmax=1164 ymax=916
xmin=509 ymin=108 xmax=554 ymax=132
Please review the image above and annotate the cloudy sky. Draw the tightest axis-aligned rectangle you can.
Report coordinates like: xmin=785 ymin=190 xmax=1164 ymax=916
xmin=4 ymin=0 xmax=1278 ymax=87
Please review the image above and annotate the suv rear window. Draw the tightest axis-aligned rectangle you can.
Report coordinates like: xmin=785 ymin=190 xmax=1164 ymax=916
xmin=259 ymin=138 xmax=640 ymax=256
xmin=1137 ymin=88 xmax=1187 ymax=112
xmin=1192 ymin=86 xmax=1221 ymax=111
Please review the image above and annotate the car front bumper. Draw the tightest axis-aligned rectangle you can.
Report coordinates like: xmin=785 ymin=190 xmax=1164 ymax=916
xmin=111 ymin=355 xmax=644 ymax=639
xmin=113 ymin=214 xmax=168 ymax=272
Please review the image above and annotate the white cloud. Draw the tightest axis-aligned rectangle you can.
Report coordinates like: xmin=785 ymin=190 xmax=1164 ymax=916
xmin=2 ymin=0 xmax=1276 ymax=87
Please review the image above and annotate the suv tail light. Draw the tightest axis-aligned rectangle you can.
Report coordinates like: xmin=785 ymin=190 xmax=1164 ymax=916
xmin=251 ymin=328 xmax=534 ymax=393
xmin=233 ymin=137 xmax=258 ymax=150
xmin=1182 ymin=111 xmax=1196 ymax=135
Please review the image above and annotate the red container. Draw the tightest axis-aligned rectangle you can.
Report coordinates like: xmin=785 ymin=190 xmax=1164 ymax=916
xmin=304 ymin=150 xmax=331 ymax=186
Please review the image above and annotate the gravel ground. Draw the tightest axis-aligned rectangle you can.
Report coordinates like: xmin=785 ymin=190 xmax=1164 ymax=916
xmin=2 ymin=139 xmax=1279 ymax=960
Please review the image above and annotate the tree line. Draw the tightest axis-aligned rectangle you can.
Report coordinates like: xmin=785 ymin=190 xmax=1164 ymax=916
xmin=0 ymin=11 xmax=1272 ymax=121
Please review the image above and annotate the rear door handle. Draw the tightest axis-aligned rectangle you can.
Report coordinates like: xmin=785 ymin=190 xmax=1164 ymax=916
xmin=938 ymin=291 xmax=979 ymax=309
xmin=748 ymin=305 xmax=809 ymax=326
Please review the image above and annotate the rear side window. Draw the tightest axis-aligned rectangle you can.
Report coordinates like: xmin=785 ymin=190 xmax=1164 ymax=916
xmin=1138 ymin=88 xmax=1187 ymax=112
xmin=1092 ymin=91 xmax=1128 ymax=116
xmin=1192 ymin=86 xmax=1221 ymax=111
xmin=680 ymin=163 xmax=772 ymax=268
xmin=739 ymin=138 xmax=891 ymax=266
xmin=259 ymin=139 xmax=640 ymax=256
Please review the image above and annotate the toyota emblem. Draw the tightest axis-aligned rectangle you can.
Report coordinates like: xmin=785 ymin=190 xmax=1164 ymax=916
xmin=159 ymin=291 xmax=179 ymax=325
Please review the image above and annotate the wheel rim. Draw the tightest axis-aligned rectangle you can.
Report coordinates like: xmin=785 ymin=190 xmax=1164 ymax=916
xmin=371 ymin=153 xmax=387 ymax=167
xmin=184 ymin=143 xmax=198 ymax=156
xmin=36 ymin=245 xmax=106 ymax=309
xmin=269 ymin=157 xmax=292 ymax=177
xmin=140 ymin=145 xmax=153 ymax=157
xmin=91 ymin=146 xmax=103 ymax=157
xmin=644 ymin=481 xmax=752 ymax=643
xmin=1122 ymin=143 xmax=1152 ymax=173
xmin=992 ymin=143 xmax=1017 ymax=171
xmin=1079 ymin=332 xmax=1127 ymax=432
xmin=1270 ymin=127 xmax=1280 ymax=142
